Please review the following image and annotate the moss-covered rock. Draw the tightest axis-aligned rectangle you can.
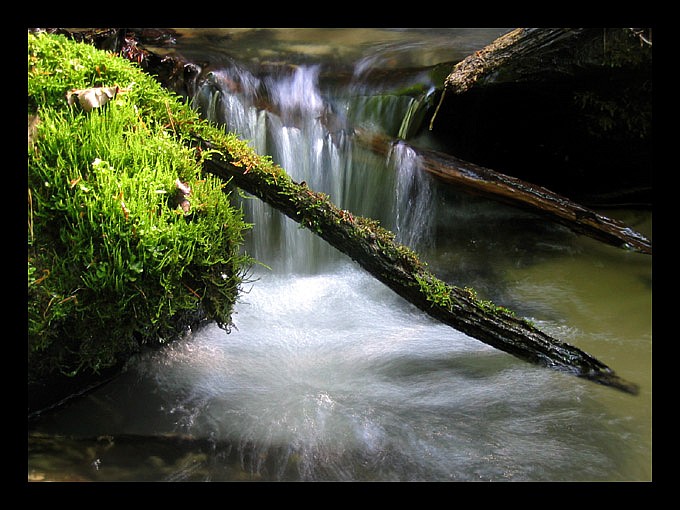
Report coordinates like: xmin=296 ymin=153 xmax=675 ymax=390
xmin=28 ymin=31 xmax=252 ymax=414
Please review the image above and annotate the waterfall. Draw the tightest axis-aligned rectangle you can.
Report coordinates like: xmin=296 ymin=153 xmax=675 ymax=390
xmin=192 ymin=62 xmax=437 ymax=274
xmin=390 ymin=141 xmax=436 ymax=249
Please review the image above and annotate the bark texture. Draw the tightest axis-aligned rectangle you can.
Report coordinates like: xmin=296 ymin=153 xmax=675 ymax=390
xmin=440 ymin=27 xmax=652 ymax=96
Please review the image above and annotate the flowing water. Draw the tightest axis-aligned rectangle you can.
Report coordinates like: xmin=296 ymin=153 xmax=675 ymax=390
xmin=28 ymin=29 xmax=652 ymax=482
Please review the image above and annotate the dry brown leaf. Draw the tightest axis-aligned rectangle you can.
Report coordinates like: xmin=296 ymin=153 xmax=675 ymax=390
xmin=66 ymin=86 xmax=128 ymax=112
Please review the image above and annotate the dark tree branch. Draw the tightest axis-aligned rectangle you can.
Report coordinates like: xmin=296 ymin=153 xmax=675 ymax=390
xmin=355 ymin=129 xmax=652 ymax=255
xmin=196 ymin=134 xmax=639 ymax=395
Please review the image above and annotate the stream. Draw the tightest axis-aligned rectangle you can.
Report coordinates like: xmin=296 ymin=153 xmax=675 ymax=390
xmin=27 ymin=28 xmax=652 ymax=482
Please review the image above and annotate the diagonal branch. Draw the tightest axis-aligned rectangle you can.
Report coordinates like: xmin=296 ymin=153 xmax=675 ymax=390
xmin=194 ymin=131 xmax=639 ymax=395
xmin=355 ymin=129 xmax=652 ymax=255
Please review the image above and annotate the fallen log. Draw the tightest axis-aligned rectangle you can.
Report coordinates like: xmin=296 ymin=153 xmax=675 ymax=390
xmin=441 ymin=28 xmax=651 ymax=95
xmin=355 ymin=129 xmax=652 ymax=255
xmin=192 ymin=128 xmax=639 ymax=395
xmin=428 ymin=27 xmax=652 ymax=208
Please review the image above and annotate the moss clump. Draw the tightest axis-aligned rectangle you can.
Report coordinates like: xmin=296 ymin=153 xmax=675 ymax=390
xmin=28 ymin=31 xmax=252 ymax=381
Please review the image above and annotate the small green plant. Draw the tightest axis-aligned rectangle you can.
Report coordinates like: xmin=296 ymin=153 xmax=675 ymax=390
xmin=28 ymin=32 xmax=252 ymax=380
xmin=462 ymin=286 xmax=516 ymax=317
xmin=415 ymin=273 xmax=454 ymax=309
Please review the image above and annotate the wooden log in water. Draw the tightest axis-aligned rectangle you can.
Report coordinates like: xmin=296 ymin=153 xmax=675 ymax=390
xmin=426 ymin=27 xmax=652 ymax=209
xmin=355 ymin=128 xmax=652 ymax=255
xmin=434 ymin=27 xmax=652 ymax=101
xmin=195 ymin=131 xmax=639 ymax=395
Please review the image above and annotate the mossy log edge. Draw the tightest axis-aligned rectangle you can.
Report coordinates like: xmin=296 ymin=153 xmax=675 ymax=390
xmin=197 ymin=137 xmax=639 ymax=395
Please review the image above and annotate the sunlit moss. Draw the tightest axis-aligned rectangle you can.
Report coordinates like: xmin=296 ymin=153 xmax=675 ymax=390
xmin=28 ymin=32 xmax=253 ymax=380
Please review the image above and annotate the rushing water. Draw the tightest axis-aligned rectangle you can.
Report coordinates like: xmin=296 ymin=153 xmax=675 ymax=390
xmin=28 ymin=29 xmax=652 ymax=482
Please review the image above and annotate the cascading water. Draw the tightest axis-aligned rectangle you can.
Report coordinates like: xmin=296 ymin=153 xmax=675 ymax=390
xmin=28 ymin=30 xmax=651 ymax=482
xmin=194 ymin=61 xmax=437 ymax=272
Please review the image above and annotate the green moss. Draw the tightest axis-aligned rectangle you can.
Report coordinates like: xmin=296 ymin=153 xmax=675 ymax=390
xmin=415 ymin=274 xmax=525 ymax=324
xmin=415 ymin=273 xmax=454 ymax=309
xmin=28 ymin=32 xmax=252 ymax=379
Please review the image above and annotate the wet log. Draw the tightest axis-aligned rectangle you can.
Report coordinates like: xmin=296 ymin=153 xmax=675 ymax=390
xmin=428 ymin=27 xmax=652 ymax=208
xmin=433 ymin=27 xmax=652 ymax=109
xmin=355 ymin=129 xmax=652 ymax=255
xmin=195 ymin=132 xmax=638 ymax=395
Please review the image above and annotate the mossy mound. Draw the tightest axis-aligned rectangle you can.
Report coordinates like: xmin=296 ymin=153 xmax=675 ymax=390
xmin=28 ymin=31 xmax=252 ymax=412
